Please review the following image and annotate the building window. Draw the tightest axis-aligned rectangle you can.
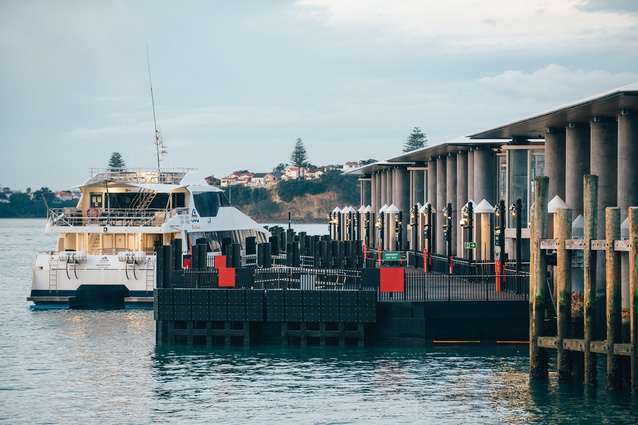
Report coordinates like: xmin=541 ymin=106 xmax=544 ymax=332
xmin=497 ymin=155 xmax=507 ymax=205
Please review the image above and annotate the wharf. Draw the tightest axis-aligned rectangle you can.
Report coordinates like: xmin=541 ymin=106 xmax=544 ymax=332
xmin=154 ymin=236 xmax=529 ymax=347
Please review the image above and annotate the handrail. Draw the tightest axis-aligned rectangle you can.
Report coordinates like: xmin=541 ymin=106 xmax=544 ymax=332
xmin=86 ymin=167 xmax=196 ymax=185
xmin=47 ymin=207 xmax=188 ymax=227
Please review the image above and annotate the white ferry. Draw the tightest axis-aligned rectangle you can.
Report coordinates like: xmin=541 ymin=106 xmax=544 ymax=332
xmin=28 ymin=168 xmax=270 ymax=309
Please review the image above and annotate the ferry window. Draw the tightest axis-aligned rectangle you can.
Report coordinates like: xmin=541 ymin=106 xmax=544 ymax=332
xmin=172 ymin=193 xmax=186 ymax=208
xmin=90 ymin=193 xmax=103 ymax=208
xmin=220 ymin=192 xmax=230 ymax=207
xmin=193 ymin=192 xmax=221 ymax=217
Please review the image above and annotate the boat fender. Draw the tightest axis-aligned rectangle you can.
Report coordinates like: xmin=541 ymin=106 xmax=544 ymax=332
xmin=59 ymin=251 xmax=87 ymax=263
xmin=118 ymin=251 xmax=147 ymax=264
xmin=86 ymin=207 xmax=99 ymax=218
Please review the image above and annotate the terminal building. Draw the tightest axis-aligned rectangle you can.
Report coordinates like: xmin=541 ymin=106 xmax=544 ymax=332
xmin=349 ymin=82 xmax=638 ymax=270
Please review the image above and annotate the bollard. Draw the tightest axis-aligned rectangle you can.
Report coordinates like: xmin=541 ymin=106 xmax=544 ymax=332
xmin=556 ymin=207 xmax=573 ymax=383
xmin=629 ymin=207 xmax=638 ymax=393
xmin=270 ymin=236 xmax=280 ymax=256
xmin=246 ymin=236 xmax=256 ymax=256
xmin=530 ymin=176 xmax=549 ymax=381
xmin=606 ymin=207 xmax=622 ymax=390
xmin=232 ymin=243 xmax=241 ymax=268
xmin=583 ymin=174 xmax=599 ymax=387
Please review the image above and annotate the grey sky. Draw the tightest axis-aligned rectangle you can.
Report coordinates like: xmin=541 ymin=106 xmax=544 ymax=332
xmin=1 ymin=0 xmax=637 ymax=191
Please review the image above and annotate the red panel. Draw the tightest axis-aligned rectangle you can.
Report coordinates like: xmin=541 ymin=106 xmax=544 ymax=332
xmin=380 ymin=268 xmax=405 ymax=293
xmin=215 ymin=255 xmax=227 ymax=269
xmin=218 ymin=267 xmax=235 ymax=287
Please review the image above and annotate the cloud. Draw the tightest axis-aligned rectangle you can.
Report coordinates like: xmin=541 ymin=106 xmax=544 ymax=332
xmin=577 ymin=0 xmax=638 ymax=15
xmin=294 ymin=0 xmax=638 ymax=48
xmin=475 ymin=64 xmax=638 ymax=102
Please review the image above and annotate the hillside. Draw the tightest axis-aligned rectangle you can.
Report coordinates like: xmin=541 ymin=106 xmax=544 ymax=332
xmin=247 ymin=191 xmax=341 ymax=223
xmin=230 ymin=171 xmax=360 ymax=223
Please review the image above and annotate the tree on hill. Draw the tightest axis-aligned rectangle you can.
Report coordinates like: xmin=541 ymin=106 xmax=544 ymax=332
xmin=402 ymin=127 xmax=427 ymax=152
xmin=273 ymin=163 xmax=288 ymax=174
xmin=108 ymin=152 xmax=126 ymax=171
xmin=290 ymin=138 xmax=309 ymax=178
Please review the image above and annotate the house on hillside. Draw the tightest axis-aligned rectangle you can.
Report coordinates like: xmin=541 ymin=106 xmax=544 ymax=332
xmin=204 ymin=175 xmax=221 ymax=186
xmin=250 ymin=172 xmax=281 ymax=188
xmin=55 ymin=191 xmax=78 ymax=202
xmin=305 ymin=168 xmax=324 ymax=180
xmin=221 ymin=171 xmax=253 ymax=187
xmin=343 ymin=161 xmax=362 ymax=171
xmin=283 ymin=166 xmax=305 ymax=180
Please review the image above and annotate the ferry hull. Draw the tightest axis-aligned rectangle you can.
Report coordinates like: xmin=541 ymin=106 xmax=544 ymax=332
xmin=29 ymin=253 xmax=156 ymax=309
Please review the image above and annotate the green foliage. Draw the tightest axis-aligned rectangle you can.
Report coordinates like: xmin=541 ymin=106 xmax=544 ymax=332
xmin=403 ymin=127 xmax=427 ymax=153
xmin=108 ymin=152 xmax=126 ymax=170
xmin=273 ymin=163 xmax=288 ymax=174
xmin=277 ymin=179 xmax=321 ymax=202
xmin=248 ymin=199 xmax=280 ymax=216
xmin=318 ymin=170 xmax=359 ymax=205
xmin=224 ymin=185 xmax=270 ymax=207
xmin=275 ymin=170 xmax=358 ymax=205
xmin=290 ymin=138 xmax=309 ymax=168
xmin=0 ymin=187 xmax=75 ymax=218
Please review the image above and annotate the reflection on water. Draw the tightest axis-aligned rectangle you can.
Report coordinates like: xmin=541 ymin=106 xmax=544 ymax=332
xmin=1 ymin=219 xmax=638 ymax=424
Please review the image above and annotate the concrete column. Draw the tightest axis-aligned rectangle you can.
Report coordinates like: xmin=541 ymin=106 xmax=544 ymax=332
xmin=447 ymin=154 xmax=458 ymax=256
xmin=545 ymin=128 xmax=567 ymax=201
xmin=591 ymin=118 xmax=618 ymax=230
xmin=618 ymin=111 xmax=638 ymax=316
xmin=565 ymin=123 xmax=591 ymax=218
xmin=428 ymin=159 xmax=437 ymax=254
xmin=361 ymin=178 xmax=371 ymax=208
xmin=436 ymin=156 xmax=447 ymax=255
xmin=618 ymin=112 xmax=638 ymax=219
xmin=509 ymin=149 xmax=528 ymax=227
xmin=467 ymin=149 xmax=475 ymax=202
xmin=457 ymin=151 xmax=468 ymax=258
xmin=591 ymin=117 xmax=618 ymax=305
xmin=394 ymin=168 xmax=410 ymax=250
xmin=372 ymin=173 xmax=381 ymax=213
xmin=473 ymin=147 xmax=497 ymax=205
xmin=385 ymin=169 xmax=393 ymax=206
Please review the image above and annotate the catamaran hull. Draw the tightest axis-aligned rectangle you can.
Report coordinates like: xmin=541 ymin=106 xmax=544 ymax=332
xmin=28 ymin=253 xmax=156 ymax=309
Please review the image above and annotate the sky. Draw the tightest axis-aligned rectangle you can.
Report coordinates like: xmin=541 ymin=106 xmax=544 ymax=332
xmin=1 ymin=0 xmax=637 ymax=191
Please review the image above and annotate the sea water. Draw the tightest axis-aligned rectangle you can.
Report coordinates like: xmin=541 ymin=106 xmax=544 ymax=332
xmin=1 ymin=218 xmax=637 ymax=424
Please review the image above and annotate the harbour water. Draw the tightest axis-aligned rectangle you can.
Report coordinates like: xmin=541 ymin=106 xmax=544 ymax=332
xmin=1 ymin=218 xmax=637 ymax=424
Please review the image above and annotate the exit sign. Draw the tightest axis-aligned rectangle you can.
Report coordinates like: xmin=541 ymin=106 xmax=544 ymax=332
xmin=381 ymin=251 xmax=401 ymax=261
xmin=465 ymin=242 xmax=477 ymax=249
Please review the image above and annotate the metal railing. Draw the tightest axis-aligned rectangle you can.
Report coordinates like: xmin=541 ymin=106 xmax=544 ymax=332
xmin=86 ymin=168 xmax=195 ymax=185
xmin=47 ymin=207 xmax=186 ymax=227
xmin=171 ymin=263 xmax=528 ymax=303
xmin=377 ymin=272 xmax=528 ymax=302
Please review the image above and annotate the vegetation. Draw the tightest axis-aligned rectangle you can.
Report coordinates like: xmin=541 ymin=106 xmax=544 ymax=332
xmin=277 ymin=170 xmax=358 ymax=204
xmin=403 ymin=127 xmax=427 ymax=152
xmin=290 ymin=138 xmax=309 ymax=169
xmin=0 ymin=187 xmax=75 ymax=218
xmin=108 ymin=152 xmax=126 ymax=170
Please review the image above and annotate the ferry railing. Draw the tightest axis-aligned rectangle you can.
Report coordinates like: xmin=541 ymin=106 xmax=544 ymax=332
xmin=47 ymin=207 xmax=186 ymax=228
xmin=86 ymin=168 xmax=196 ymax=185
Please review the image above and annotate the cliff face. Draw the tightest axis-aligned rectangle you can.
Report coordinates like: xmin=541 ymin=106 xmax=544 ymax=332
xmin=249 ymin=191 xmax=341 ymax=223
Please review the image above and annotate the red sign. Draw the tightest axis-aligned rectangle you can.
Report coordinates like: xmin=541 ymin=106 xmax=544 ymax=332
xmin=380 ymin=268 xmax=405 ymax=293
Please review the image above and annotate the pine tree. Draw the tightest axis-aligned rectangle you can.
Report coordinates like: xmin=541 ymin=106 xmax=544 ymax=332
xmin=108 ymin=152 xmax=126 ymax=171
xmin=403 ymin=127 xmax=427 ymax=153
xmin=290 ymin=138 xmax=309 ymax=179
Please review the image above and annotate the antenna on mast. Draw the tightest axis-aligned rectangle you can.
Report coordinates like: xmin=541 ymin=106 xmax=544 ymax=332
xmin=147 ymin=44 xmax=166 ymax=169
